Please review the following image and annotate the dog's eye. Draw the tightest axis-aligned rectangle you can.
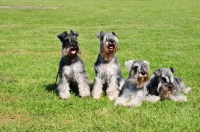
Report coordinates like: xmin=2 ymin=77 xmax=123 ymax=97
xmin=133 ymin=66 xmax=138 ymax=73
xmin=161 ymin=77 xmax=167 ymax=83
xmin=65 ymin=38 xmax=70 ymax=42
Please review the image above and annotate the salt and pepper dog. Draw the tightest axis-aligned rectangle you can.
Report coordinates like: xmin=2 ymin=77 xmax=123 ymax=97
xmin=54 ymin=30 xmax=191 ymax=104
xmin=115 ymin=60 xmax=154 ymax=107
xmin=147 ymin=68 xmax=191 ymax=102
xmin=56 ymin=30 xmax=90 ymax=99
xmin=92 ymin=31 xmax=124 ymax=100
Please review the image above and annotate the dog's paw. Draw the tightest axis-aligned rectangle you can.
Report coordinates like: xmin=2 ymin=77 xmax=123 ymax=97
xmin=79 ymin=89 xmax=90 ymax=98
xmin=108 ymin=94 xmax=118 ymax=100
xmin=126 ymin=100 xmax=142 ymax=108
xmin=107 ymin=90 xmax=120 ymax=100
xmin=145 ymin=95 xmax=160 ymax=103
xmin=92 ymin=94 xmax=101 ymax=99
xmin=59 ymin=91 xmax=71 ymax=100
xmin=183 ymin=87 xmax=191 ymax=94
xmin=176 ymin=95 xmax=187 ymax=102
xmin=115 ymin=97 xmax=128 ymax=106
xmin=170 ymin=95 xmax=187 ymax=102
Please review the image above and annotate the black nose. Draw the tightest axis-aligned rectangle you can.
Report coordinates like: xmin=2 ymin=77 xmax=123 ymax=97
xmin=169 ymin=83 xmax=173 ymax=89
xmin=141 ymin=72 xmax=146 ymax=75
xmin=71 ymin=43 xmax=77 ymax=47
xmin=109 ymin=39 xmax=114 ymax=43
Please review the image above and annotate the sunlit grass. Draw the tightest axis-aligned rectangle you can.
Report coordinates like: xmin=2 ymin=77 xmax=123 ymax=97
xmin=0 ymin=0 xmax=200 ymax=131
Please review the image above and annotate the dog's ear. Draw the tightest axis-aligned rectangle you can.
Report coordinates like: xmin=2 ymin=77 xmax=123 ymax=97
xmin=125 ymin=60 xmax=134 ymax=71
xmin=96 ymin=31 xmax=104 ymax=38
xmin=70 ymin=30 xmax=79 ymax=38
xmin=154 ymin=69 xmax=162 ymax=76
xmin=143 ymin=60 xmax=150 ymax=66
xmin=111 ymin=32 xmax=118 ymax=37
xmin=170 ymin=67 xmax=176 ymax=73
xmin=57 ymin=31 xmax=68 ymax=42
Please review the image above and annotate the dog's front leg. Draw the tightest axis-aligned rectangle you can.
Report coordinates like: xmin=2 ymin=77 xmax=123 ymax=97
xmin=170 ymin=95 xmax=187 ymax=102
xmin=126 ymin=91 xmax=144 ymax=107
xmin=92 ymin=76 xmax=103 ymax=99
xmin=106 ymin=77 xmax=120 ymax=100
xmin=76 ymin=75 xmax=90 ymax=98
xmin=145 ymin=95 xmax=160 ymax=103
xmin=57 ymin=76 xmax=70 ymax=99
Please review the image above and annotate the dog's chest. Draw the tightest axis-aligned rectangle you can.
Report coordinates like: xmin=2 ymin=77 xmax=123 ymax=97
xmin=62 ymin=61 xmax=83 ymax=79
xmin=99 ymin=62 xmax=119 ymax=74
xmin=125 ymin=82 xmax=147 ymax=97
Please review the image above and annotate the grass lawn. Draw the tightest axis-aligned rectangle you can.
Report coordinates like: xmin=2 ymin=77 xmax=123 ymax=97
xmin=0 ymin=0 xmax=200 ymax=131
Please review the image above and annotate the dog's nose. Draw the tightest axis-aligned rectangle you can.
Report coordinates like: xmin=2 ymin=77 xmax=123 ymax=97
xmin=168 ymin=83 xmax=173 ymax=89
xmin=109 ymin=39 xmax=114 ymax=43
xmin=141 ymin=72 xmax=146 ymax=76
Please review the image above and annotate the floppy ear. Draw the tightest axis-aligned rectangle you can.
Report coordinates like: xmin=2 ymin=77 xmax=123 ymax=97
xmin=70 ymin=30 xmax=79 ymax=38
xmin=111 ymin=32 xmax=118 ymax=37
xmin=170 ymin=67 xmax=176 ymax=73
xmin=125 ymin=60 xmax=134 ymax=71
xmin=154 ymin=69 xmax=162 ymax=76
xmin=96 ymin=31 xmax=104 ymax=38
xmin=57 ymin=31 xmax=68 ymax=42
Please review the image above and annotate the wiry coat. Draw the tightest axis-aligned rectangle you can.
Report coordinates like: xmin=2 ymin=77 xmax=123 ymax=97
xmin=115 ymin=60 xmax=159 ymax=107
xmin=57 ymin=30 xmax=90 ymax=99
xmin=92 ymin=31 xmax=124 ymax=100
xmin=147 ymin=68 xmax=191 ymax=102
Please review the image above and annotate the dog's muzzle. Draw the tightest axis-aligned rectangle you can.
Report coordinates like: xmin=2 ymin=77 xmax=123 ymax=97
xmin=139 ymin=71 xmax=148 ymax=78
xmin=167 ymin=83 xmax=174 ymax=94
xmin=108 ymin=44 xmax=115 ymax=51
xmin=70 ymin=43 xmax=79 ymax=55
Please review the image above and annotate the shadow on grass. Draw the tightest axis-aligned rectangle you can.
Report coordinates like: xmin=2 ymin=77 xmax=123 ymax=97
xmin=45 ymin=83 xmax=59 ymax=97
xmin=45 ymin=82 xmax=94 ymax=97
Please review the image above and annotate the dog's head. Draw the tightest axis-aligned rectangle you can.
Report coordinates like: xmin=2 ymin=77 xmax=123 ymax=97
xmin=96 ymin=31 xmax=118 ymax=61
xmin=154 ymin=67 xmax=176 ymax=100
xmin=57 ymin=30 xmax=81 ymax=58
xmin=125 ymin=60 xmax=150 ymax=88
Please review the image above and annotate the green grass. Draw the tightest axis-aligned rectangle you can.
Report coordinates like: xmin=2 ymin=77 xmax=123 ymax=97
xmin=0 ymin=0 xmax=200 ymax=131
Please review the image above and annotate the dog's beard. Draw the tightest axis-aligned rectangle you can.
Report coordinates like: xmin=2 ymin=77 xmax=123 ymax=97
xmin=159 ymin=86 xmax=175 ymax=100
xmin=130 ymin=73 xmax=150 ymax=88
xmin=62 ymin=47 xmax=80 ymax=61
xmin=100 ymin=42 xmax=118 ymax=61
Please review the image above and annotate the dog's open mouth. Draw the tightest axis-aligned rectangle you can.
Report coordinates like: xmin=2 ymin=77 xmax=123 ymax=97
xmin=70 ymin=48 xmax=77 ymax=54
xmin=167 ymin=90 xmax=173 ymax=94
xmin=108 ymin=44 xmax=115 ymax=51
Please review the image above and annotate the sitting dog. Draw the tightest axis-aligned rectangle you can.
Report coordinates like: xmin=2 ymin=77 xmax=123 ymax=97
xmin=147 ymin=67 xmax=191 ymax=102
xmin=115 ymin=60 xmax=153 ymax=107
xmin=92 ymin=31 xmax=124 ymax=100
xmin=56 ymin=30 xmax=90 ymax=99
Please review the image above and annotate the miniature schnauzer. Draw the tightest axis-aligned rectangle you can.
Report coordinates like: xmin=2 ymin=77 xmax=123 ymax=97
xmin=92 ymin=31 xmax=124 ymax=100
xmin=147 ymin=67 xmax=191 ymax=102
xmin=56 ymin=30 xmax=90 ymax=99
xmin=115 ymin=60 xmax=158 ymax=107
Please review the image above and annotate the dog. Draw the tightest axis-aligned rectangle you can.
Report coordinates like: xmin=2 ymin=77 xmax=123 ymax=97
xmin=147 ymin=67 xmax=191 ymax=102
xmin=56 ymin=30 xmax=90 ymax=99
xmin=114 ymin=60 xmax=157 ymax=107
xmin=92 ymin=31 xmax=124 ymax=100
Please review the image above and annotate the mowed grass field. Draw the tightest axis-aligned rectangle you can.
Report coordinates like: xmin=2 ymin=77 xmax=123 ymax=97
xmin=0 ymin=0 xmax=200 ymax=131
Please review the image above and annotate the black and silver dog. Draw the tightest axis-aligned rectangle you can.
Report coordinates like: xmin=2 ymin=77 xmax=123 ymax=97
xmin=115 ymin=60 xmax=156 ymax=107
xmin=92 ymin=31 xmax=124 ymax=100
xmin=56 ymin=30 xmax=90 ymax=99
xmin=147 ymin=67 xmax=191 ymax=102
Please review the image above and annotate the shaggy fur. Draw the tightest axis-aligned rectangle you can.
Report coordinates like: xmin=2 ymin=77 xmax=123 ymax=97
xmin=92 ymin=31 xmax=124 ymax=100
xmin=56 ymin=30 xmax=90 ymax=99
xmin=147 ymin=68 xmax=191 ymax=102
xmin=115 ymin=60 xmax=159 ymax=107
